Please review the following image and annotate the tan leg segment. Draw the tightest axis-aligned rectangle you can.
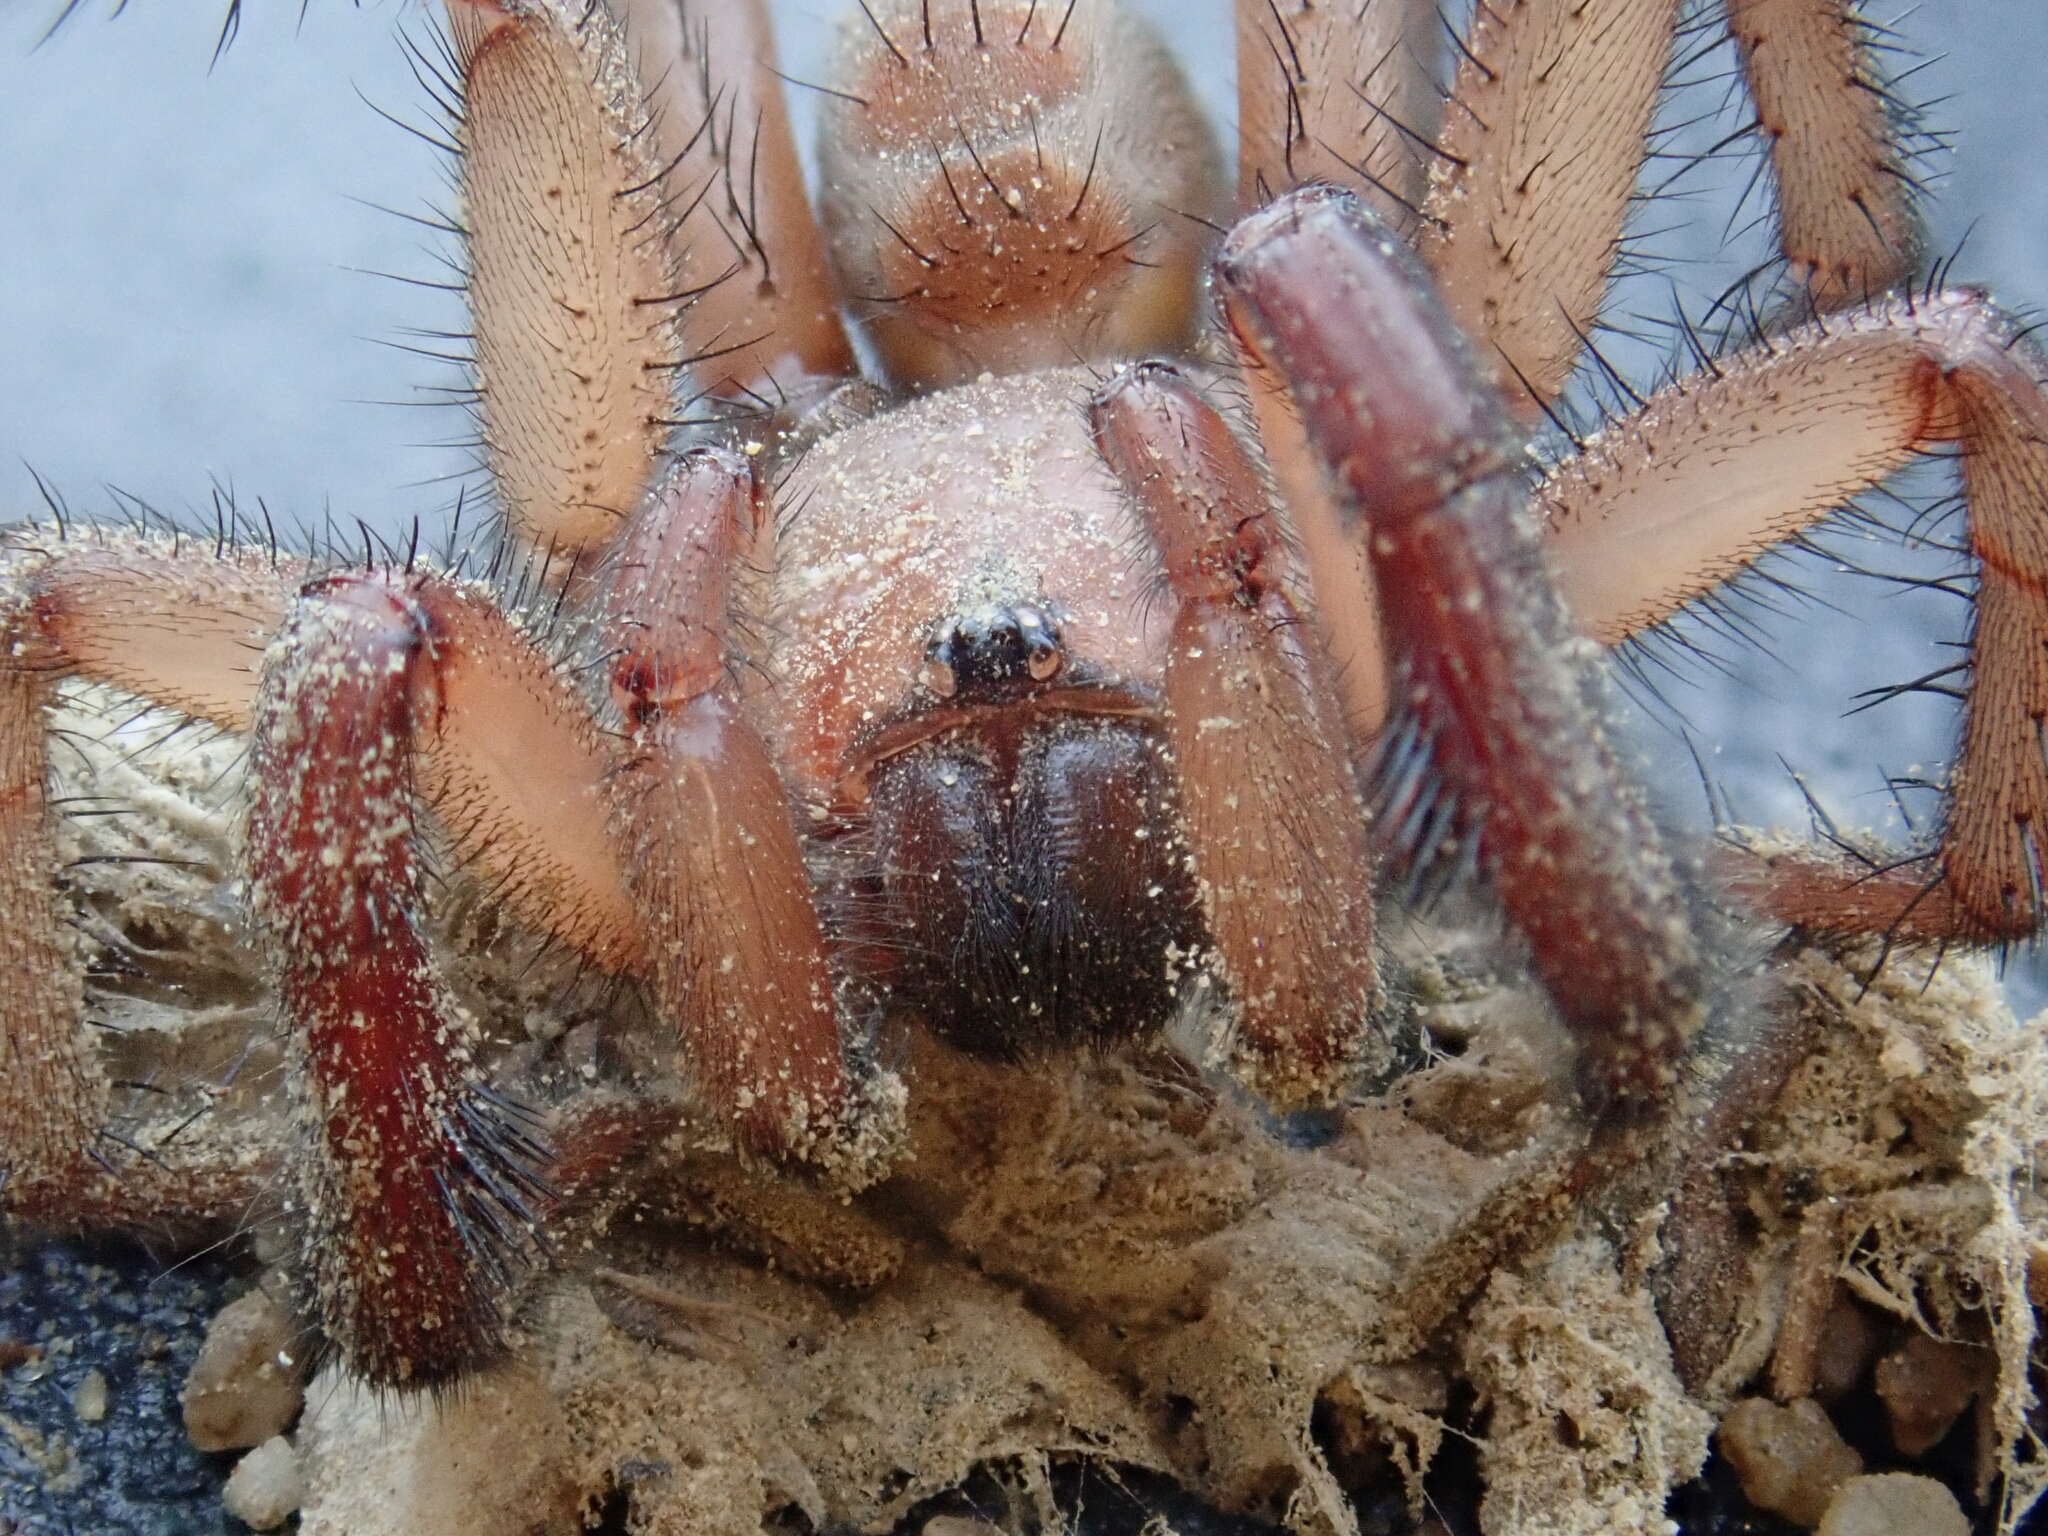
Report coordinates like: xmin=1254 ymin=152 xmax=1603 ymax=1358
xmin=0 ymin=536 xmax=295 ymax=1225
xmin=595 ymin=450 xmax=902 ymax=1184
xmin=450 ymin=0 xmax=688 ymax=565
xmin=1539 ymin=293 xmax=2048 ymax=940
xmin=1240 ymin=369 xmax=1389 ymax=739
xmin=408 ymin=589 xmax=642 ymax=969
xmin=1418 ymin=0 xmax=1679 ymax=415
xmin=618 ymin=0 xmax=857 ymax=398
xmin=1728 ymin=0 xmax=1924 ymax=308
xmin=1235 ymin=0 xmax=1441 ymax=229
xmin=1090 ymin=363 xmax=1379 ymax=1109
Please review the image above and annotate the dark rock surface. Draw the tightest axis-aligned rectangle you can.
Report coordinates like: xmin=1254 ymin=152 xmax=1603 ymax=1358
xmin=0 ymin=1241 xmax=246 ymax=1536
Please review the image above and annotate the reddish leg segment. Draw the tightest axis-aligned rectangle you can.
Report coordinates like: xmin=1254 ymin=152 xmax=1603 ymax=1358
xmin=1090 ymin=364 xmax=1379 ymax=1108
xmin=595 ymin=449 xmax=903 ymax=1183
xmin=1218 ymin=187 xmax=1706 ymax=1109
xmin=245 ymin=574 xmax=610 ymax=1386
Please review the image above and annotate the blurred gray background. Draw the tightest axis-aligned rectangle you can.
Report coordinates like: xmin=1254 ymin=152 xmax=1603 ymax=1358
xmin=2 ymin=0 xmax=2046 ymax=1003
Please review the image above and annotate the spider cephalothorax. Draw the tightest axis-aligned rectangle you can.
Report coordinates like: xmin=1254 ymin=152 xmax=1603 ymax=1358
xmin=6 ymin=0 xmax=2048 ymax=1494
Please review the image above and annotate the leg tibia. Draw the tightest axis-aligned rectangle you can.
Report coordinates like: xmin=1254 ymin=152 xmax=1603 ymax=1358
xmin=1219 ymin=187 xmax=1706 ymax=1109
xmin=597 ymin=452 xmax=902 ymax=1183
xmin=1090 ymin=364 xmax=1379 ymax=1108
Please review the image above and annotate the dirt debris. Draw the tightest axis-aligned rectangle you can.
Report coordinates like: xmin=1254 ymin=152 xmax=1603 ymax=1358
xmin=1815 ymin=1472 xmax=1969 ymax=1536
xmin=222 ymin=1434 xmax=303 ymax=1531
xmin=182 ymin=1282 xmax=305 ymax=1453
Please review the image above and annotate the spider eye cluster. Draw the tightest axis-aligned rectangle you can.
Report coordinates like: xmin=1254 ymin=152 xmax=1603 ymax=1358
xmin=922 ymin=602 xmax=1066 ymax=698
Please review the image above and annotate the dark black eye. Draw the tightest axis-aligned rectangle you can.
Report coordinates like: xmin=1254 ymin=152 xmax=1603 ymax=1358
xmin=924 ymin=602 xmax=1066 ymax=696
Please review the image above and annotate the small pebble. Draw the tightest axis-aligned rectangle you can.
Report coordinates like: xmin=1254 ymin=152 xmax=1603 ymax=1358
xmin=182 ymin=1286 xmax=305 ymax=1452
xmin=70 ymin=1368 xmax=108 ymax=1424
xmin=1719 ymin=1396 xmax=1863 ymax=1527
xmin=1815 ymin=1472 xmax=1968 ymax=1536
xmin=222 ymin=1435 xmax=305 ymax=1531
xmin=1873 ymin=1333 xmax=1986 ymax=1456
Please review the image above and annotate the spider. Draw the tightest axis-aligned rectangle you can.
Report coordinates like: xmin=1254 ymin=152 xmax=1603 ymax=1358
xmin=5 ymin=0 xmax=2047 ymax=1434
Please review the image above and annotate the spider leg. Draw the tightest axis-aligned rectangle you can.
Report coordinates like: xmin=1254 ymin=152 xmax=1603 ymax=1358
xmin=611 ymin=0 xmax=858 ymax=395
xmin=1233 ymin=0 xmax=1440 ymax=232
xmin=1728 ymin=0 xmax=1924 ymax=308
xmin=449 ymin=0 xmax=862 ymax=575
xmin=241 ymin=462 xmax=898 ymax=1386
xmin=1418 ymin=0 xmax=1682 ymax=418
xmin=244 ymin=569 xmax=647 ymax=1387
xmin=1229 ymin=0 xmax=1445 ymax=740
xmin=1407 ymin=0 xmax=1929 ymax=404
xmin=0 ymin=535 xmax=296 ymax=1226
xmin=1090 ymin=363 xmax=1378 ymax=1109
xmin=447 ymin=0 xmax=688 ymax=569
xmin=1540 ymin=292 xmax=2048 ymax=944
xmin=1219 ymin=185 xmax=1706 ymax=1112
xmin=592 ymin=447 xmax=903 ymax=1179
xmin=1230 ymin=343 xmax=1387 ymax=736
xmin=1235 ymin=0 xmax=1678 ymax=728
